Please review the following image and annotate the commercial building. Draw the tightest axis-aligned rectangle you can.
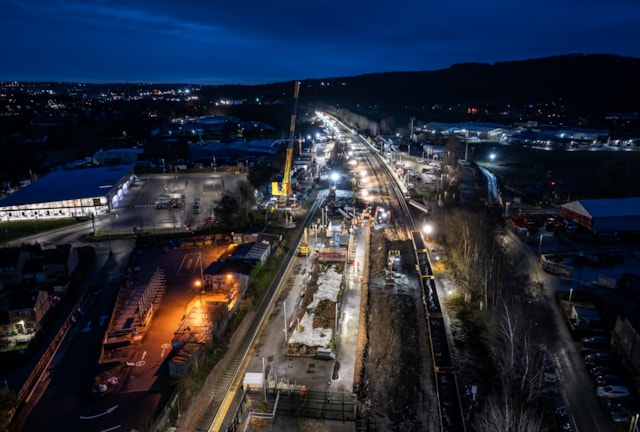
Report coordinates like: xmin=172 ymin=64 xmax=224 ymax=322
xmin=560 ymin=198 xmax=640 ymax=233
xmin=0 ymin=165 xmax=135 ymax=222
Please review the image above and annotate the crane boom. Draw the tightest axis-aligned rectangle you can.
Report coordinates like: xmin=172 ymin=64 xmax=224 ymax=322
xmin=272 ymin=81 xmax=301 ymax=198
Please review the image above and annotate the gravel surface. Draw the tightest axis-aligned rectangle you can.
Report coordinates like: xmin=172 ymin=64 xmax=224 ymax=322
xmin=357 ymin=223 xmax=439 ymax=431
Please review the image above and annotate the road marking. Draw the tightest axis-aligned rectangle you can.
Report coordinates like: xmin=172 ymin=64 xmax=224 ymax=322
xmin=79 ymin=405 xmax=118 ymax=420
xmin=141 ymin=350 xmax=147 ymax=360
xmin=177 ymin=253 xmax=199 ymax=276
xmin=99 ymin=426 xmax=122 ymax=432
xmin=81 ymin=321 xmax=92 ymax=333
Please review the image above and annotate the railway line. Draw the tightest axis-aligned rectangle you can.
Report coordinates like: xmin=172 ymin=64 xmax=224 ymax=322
xmin=196 ymin=124 xmax=466 ymax=431
xmin=359 ymin=134 xmax=467 ymax=432
xmin=194 ymin=195 xmax=325 ymax=431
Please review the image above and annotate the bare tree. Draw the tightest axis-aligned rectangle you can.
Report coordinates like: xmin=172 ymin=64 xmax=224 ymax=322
xmin=490 ymin=300 xmax=548 ymax=400
xmin=473 ymin=389 xmax=546 ymax=432
xmin=444 ymin=208 xmax=493 ymax=292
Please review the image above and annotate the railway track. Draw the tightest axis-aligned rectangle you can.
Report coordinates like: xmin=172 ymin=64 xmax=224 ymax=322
xmin=357 ymin=134 xmax=466 ymax=432
xmin=195 ymin=195 xmax=325 ymax=431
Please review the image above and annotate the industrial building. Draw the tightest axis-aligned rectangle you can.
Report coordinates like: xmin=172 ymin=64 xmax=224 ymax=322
xmin=0 ymin=165 xmax=135 ymax=222
xmin=560 ymin=198 xmax=640 ymax=233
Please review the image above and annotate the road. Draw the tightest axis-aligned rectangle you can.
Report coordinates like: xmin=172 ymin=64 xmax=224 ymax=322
xmin=16 ymin=239 xmax=137 ymax=432
xmin=498 ymin=218 xmax=614 ymax=431
xmin=8 ymin=171 xmax=248 ymax=431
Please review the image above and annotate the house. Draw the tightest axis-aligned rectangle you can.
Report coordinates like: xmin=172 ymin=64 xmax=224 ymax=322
xmin=21 ymin=258 xmax=45 ymax=285
xmin=13 ymin=245 xmax=77 ymax=287
xmin=0 ymin=290 xmax=52 ymax=338
xmin=42 ymin=245 xmax=78 ymax=283
xmin=0 ymin=247 xmax=31 ymax=287
xmin=203 ymin=259 xmax=254 ymax=314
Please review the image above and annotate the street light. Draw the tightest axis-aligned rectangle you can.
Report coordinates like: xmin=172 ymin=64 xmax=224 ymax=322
xmin=199 ymin=252 xmax=205 ymax=289
xmin=463 ymin=129 xmax=469 ymax=162
xmin=568 ymin=288 xmax=573 ymax=310
xmin=423 ymin=224 xmax=433 ymax=241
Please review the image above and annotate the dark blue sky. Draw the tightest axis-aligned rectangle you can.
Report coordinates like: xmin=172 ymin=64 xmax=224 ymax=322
xmin=2 ymin=0 xmax=640 ymax=85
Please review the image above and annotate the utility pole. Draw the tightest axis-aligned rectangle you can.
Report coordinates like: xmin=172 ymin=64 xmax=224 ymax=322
xmin=283 ymin=300 xmax=288 ymax=344
xmin=199 ymin=252 xmax=205 ymax=292
xmin=409 ymin=117 xmax=415 ymax=157
xmin=464 ymin=130 xmax=469 ymax=162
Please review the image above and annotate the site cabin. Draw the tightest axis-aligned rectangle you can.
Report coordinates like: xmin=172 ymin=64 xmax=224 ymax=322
xmin=243 ymin=372 xmax=264 ymax=392
xmin=317 ymin=247 xmax=347 ymax=262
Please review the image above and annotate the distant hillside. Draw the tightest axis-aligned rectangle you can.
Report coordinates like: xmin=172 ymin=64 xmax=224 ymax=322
xmin=209 ymin=54 xmax=640 ymax=130
xmin=318 ymin=54 xmax=639 ymax=124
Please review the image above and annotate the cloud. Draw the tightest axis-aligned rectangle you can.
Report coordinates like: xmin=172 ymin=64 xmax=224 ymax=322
xmin=1 ymin=0 xmax=639 ymax=83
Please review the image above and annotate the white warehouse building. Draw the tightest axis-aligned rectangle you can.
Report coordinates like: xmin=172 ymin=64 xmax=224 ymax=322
xmin=0 ymin=165 xmax=135 ymax=222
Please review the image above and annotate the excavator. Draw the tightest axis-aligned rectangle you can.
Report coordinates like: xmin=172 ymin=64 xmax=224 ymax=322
xmin=272 ymin=81 xmax=301 ymax=199
xmin=299 ymin=227 xmax=310 ymax=256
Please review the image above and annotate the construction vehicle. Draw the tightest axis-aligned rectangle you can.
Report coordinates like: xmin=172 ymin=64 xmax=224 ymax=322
xmin=272 ymin=81 xmax=301 ymax=199
xmin=371 ymin=206 xmax=389 ymax=223
xmin=299 ymin=227 xmax=310 ymax=256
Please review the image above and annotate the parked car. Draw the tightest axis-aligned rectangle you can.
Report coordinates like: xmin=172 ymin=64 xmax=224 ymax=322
xmin=590 ymin=365 xmax=621 ymax=377
xmin=597 ymin=385 xmax=630 ymax=399
xmin=581 ymin=335 xmax=609 ymax=345
xmin=544 ymin=359 xmax=557 ymax=383
xmin=550 ymin=391 xmax=566 ymax=415
xmin=585 ymin=351 xmax=616 ymax=366
xmin=555 ymin=411 xmax=574 ymax=431
xmin=610 ymin=409 xmax=639 ymax=423
xmin=599 ymin=397 xmax=628 ymax=411
xmin=201 ymin=217 xmax=215 ymax=225
xmin=581 ymin=343 xmax=610 ymax=355
xmin=595 ymin=374 xmax=625 ymax=386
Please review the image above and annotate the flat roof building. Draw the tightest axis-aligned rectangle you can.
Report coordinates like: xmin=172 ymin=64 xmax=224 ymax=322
xmin=0 ymin=165 xmax=135 ymax=222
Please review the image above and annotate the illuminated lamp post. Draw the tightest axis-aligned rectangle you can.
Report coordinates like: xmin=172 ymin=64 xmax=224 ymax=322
xmin=463 ymin=129 xmax=469 ymax=162
xmin=195 ymin=252 xmax=205 ymax=305
xmin=423 ymin=224 xmax=433 ymax=241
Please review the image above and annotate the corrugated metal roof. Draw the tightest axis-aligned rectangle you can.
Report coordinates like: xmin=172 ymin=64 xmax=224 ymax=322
xmin=0 ymin=165 xmax=133 ymax=206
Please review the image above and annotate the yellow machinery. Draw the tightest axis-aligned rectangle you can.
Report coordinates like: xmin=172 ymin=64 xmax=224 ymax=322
xmin=272 ymin=81 xmax=301 ymax=198
xmin=299 ymin=227 xmax=310 ymax=256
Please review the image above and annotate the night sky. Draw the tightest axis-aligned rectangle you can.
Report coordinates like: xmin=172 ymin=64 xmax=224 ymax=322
xmin=2 ymin=0 xmax=640 ymax=85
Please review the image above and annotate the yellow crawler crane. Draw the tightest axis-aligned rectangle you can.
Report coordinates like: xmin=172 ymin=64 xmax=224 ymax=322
xmin=272 ymin=80 xmax=301 ymax=198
